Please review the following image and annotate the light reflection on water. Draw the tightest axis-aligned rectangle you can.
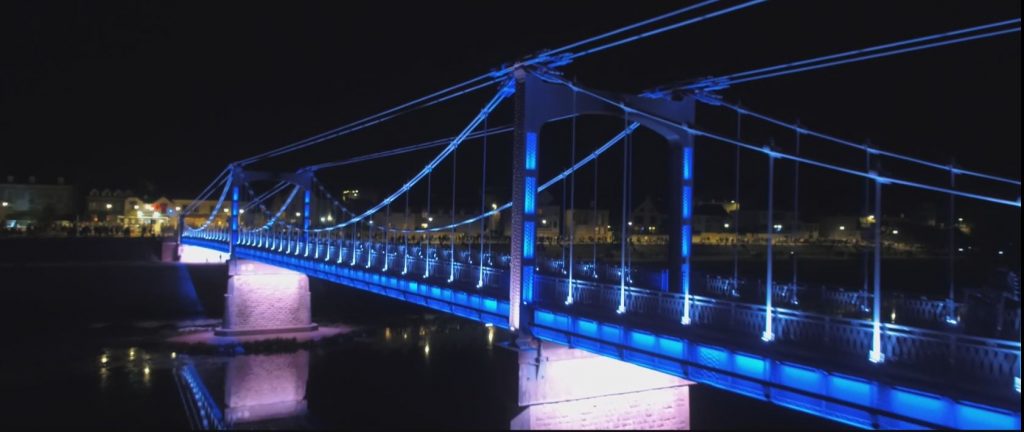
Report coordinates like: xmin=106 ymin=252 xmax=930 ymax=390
xmin=96 ymin=347 xmax=172 ymax=392
xmin=171 ymin=317 xmax=510 ymax=430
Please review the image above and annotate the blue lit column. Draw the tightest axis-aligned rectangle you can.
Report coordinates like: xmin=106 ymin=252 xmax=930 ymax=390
xmin=1014 ymin=354 xmax=1021 ymax=393
xmin=509 ymin=68 xmax=536 ymax=332
xmin=302 ymin=188 xmax=311 ymax=256
xmin=506 ymin=69 xmax=695 ymax=331
xmin=869 ymin=174 xmax=885 ymax=363
xmin=762 ymin=148 xmax=777 ymax=342
xmin=679 ymin=135 xmax=695 ymax=325
xmin=229 ymin=179 xmax=240 ymax=256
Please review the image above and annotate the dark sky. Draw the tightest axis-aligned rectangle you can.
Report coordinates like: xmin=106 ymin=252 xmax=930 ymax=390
xmin=1 ymin=1 xmax=1019 ymax=224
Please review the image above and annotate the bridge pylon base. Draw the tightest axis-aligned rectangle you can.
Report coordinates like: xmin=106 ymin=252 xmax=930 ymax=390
xmin=215 ymin=259 xmax=318 ymax=337
xmin=511 ymin=337 xmax=694 ymax=430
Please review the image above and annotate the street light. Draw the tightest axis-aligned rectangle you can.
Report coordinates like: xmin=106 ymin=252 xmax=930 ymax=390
xmin=491 ymin=203 xmax=498 ymax=210
xmin=839 ymin=225 xmax=845 ymax=231
xmin=105 ymin=203 xmax=113 ymax=209
xmin=1 ymin=201 xmax=7 ymax=207
xmin=891 ymin=229 xmax=898 ymax=235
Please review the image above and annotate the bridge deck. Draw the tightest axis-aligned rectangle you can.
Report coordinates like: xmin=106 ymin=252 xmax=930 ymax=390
xmin=181 ymin=239 xmax=1021 ymax=429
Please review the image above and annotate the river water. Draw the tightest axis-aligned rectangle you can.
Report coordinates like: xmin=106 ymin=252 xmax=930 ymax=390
xmin=0 ymin=253 xmax=847 ymax=430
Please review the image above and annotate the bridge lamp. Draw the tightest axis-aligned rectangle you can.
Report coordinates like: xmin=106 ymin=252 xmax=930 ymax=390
xmin=491 ymin=203 xmax=498 ymax=210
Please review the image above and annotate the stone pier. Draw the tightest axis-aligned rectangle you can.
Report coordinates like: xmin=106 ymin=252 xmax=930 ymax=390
xmin=215 ymin=259 xmax=318 ymax=336
xmin=511 ymin=339 xmax=694 ymax=430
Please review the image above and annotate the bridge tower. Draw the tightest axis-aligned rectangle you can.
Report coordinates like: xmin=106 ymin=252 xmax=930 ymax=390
xmin=508 ymin=66 xmax=696 ymax=332
xmin=216 ymin=167 xmax=320 ymax=336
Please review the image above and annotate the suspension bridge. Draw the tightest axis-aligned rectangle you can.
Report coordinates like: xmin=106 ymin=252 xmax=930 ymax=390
xmin=176 ymin=2 xmax=1021 ymax=429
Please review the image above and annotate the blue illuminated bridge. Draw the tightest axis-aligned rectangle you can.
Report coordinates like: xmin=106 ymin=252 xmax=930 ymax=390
xmin=178 ymin=4 xmax=1021 ymax=430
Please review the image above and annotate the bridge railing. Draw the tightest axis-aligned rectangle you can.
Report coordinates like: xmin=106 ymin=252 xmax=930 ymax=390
xmin=534 ymin=275 xmax=1021 ymax=388
xmin=187 ymin=232 xmax=1018 ymax=339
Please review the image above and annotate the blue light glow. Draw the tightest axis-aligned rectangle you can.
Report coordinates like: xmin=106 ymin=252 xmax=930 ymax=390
xmin=230 ymin=186 xmax=239 ymax=231
xmin=657 ymin=336 xmax=684 ymax=358
xmin=778 ymin=362 xmax=823 ymax=393
xmin=525 ymin=132 xmax=538 ymax=171
xmin=734 ymin=353 xmax=766 ymax=379
xmin=629 ymin=330 xmax=656 ymax=349
xmin=600 ymin=324 xmax=622 ymax=343
xmin=524 ymin=176 xmax=536 ymax=214
xmin=522 ymin=266 xmax=534 ymax=304
xmin=576 ymin=318 xmax=598 ymax=337
xmin=683 ymin=146 xmax=693 ymax=180
xmin=523 ymin=221 xmax=535 ymax=259
xmin=681 ymin=225 xmax=691 ymax=257
xmin=890 ymin=387 xmax=944 ymax=421
xmin=954 ymin=400 xmax=1019 ymax=430
xmin=682 ymin=186 xmax=692 ymax=219
xmin=828 ymin=373 xmax=871 ymax=406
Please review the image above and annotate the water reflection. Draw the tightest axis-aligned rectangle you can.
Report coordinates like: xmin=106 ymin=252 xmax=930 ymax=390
xmin=224 ymin=351 xmax=310 ymax=424
xmin=97 ymin=347 xmax=161 ymax=391
xmin=176 ymin=350 xmax=311 ymax=429
xmin=167 ymin=318 xmax=581 ymax=429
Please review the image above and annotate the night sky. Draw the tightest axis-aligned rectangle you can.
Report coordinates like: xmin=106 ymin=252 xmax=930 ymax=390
xmin=2 ymin=1 xmax=1019 ymax=227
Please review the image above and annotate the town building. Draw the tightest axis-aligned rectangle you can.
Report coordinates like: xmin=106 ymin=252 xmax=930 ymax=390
xmin=1 ymin=175 xmax=77 ymax=229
